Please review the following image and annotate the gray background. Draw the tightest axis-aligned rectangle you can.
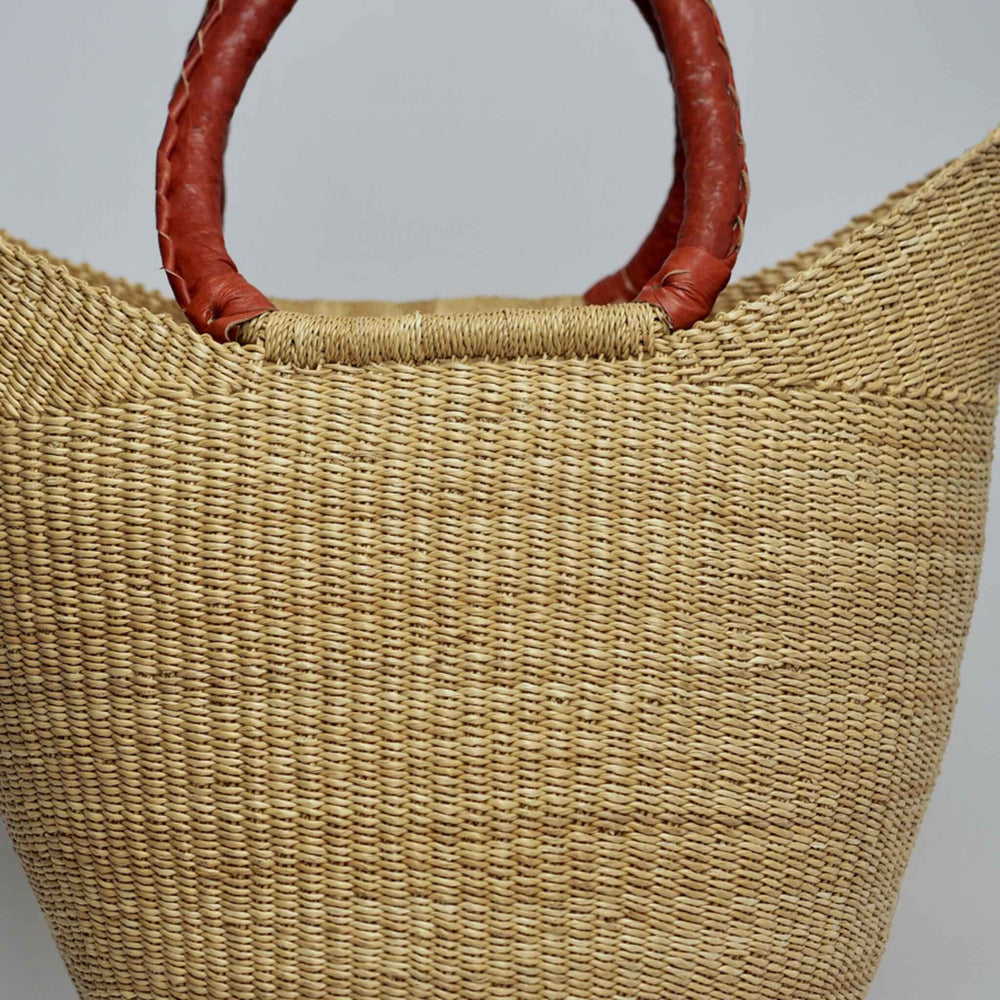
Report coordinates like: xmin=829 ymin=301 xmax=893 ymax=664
xmin=0 ymin=1 xmax=997 ymax=997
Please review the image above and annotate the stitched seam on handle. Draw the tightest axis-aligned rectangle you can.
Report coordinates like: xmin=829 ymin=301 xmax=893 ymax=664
xmin=702 ymin=0 xmax=749 ymax=262
xmin=155 ymin=0 xmax=227 ymax=310
xmin=648 ymin=0 xmax=748 ymax=302
xmin=156 ymin=1 xmax=748 ymax=326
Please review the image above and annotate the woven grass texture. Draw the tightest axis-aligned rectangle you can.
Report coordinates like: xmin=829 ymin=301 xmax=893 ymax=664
xmin=1 ymin=126 xmax=999 ymax=1000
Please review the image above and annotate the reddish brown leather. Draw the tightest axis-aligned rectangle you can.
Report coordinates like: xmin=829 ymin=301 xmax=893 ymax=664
xmin=157 ymin=0 xmax=746 ymax=338
xmin=583 ymin=120 xmax=686 ymax=305
xmin=636 ymin=245 xmax=733 ymax=330
xmin=156 ymin=0 xmax=294 ymax=339
xmin=633 ymin=0 xmax=748 ymax=326
xmin=584 ymin=0 xmax=687 ymax=306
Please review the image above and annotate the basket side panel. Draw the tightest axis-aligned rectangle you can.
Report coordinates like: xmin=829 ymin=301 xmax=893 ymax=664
xmin=0 ymin=363 xmax=993 ymax=1000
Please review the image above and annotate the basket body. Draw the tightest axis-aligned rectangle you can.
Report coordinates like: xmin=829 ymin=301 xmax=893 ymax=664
xmin=1 ymin=129 xmax=999 ymax=1000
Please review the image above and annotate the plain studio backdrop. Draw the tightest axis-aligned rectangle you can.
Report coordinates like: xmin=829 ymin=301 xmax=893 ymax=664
xmin=0 ymin=1 xmax=997 ymax=997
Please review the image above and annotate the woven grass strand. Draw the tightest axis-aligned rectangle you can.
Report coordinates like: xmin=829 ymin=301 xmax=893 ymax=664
xmin=0 ymin=127 xmax=999 ymax=1000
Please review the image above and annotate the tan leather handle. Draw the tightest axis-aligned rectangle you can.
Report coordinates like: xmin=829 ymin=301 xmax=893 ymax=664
xmin=157 ymin=0 xmax=747 ymax=340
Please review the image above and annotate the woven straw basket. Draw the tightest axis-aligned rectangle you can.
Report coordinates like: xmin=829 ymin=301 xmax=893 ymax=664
xmin=1 ymin=2 xmax=999 ymax=998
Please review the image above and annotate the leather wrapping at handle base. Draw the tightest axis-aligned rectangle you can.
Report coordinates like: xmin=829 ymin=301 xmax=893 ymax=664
xmin=583 ymin=122 xmax=687 ymax=307
xmin=583 ymin=0 xmax=690 ymax=307
xmin=156 ymin=0 xmax=291 ymax=339
xmin=587 ymin=0 xmax=748 ymax=327
xmin=635 ymin=246 xmax=733 ymax=329
xmin=637 ymin=1 xmax=747 ymax=325
xmin=156 ymin=0 xmax=747 ymax=339
xmin=582 ymin=170 xmax=688 ymax=307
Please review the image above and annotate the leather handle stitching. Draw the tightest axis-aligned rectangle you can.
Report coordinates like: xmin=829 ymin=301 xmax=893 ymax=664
xmin=702 ymin=0 xmax=747 ymax=267
xmin=155 ymin=0 xmax=228 ymax=313
xmin=157 ymin=0 xmax=747 ymax=336
xmin=639 ymin=0 xmax=748 ymax=327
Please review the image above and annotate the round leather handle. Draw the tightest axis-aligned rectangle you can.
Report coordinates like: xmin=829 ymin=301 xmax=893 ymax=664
xmin=586 ymin=0 xmax=689 ymax=307
xmin=156 ymin=0 xmax=747 ymax=340
xmin=618 ymin=0 xmax=748 ymax=325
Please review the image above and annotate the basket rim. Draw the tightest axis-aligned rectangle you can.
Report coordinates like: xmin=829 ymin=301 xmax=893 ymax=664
xmin=1 ymin=123 xmax=998 ymax=378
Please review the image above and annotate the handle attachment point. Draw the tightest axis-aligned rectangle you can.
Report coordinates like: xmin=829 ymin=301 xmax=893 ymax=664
xmin=157 ymin=0 xmax=748 ymax=340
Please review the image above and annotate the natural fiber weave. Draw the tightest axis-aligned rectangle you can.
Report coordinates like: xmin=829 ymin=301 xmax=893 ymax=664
xmin=1 ymin=127 xmax=999 ymax=1000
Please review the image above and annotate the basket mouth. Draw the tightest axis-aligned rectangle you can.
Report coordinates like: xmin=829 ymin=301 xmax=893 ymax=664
xmin=1 ymin=123 xmax=999 ymax=377
xmin=0 ymin=150 xmax=961 ymax=361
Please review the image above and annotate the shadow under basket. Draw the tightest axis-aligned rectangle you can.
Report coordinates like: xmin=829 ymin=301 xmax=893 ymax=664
xmin=1 ymin=126 xmax=999 ymax=1000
